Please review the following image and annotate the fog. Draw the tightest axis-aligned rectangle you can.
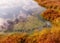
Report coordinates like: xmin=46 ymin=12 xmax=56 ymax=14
xmin=0 ymin=0 xmax=46 ymax=25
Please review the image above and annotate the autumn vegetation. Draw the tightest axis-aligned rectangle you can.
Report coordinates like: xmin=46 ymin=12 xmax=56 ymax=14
xmin=0 ymin=32 xmax=27 ymax=43
xmin=34 ymin=0 xmax=60 ymax=10
xmin=41 ymin=9 xmax=60 ymax=22
xmin=0 ymin=0 xmax=60 ymax=43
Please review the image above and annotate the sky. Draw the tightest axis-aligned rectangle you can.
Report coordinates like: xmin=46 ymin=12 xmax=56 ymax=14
xmin=0 ymin=0 xmax=46 ymax=25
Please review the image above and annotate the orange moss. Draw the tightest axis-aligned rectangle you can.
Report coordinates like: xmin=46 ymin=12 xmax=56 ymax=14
xmin=25 ymin=26 xmax=60 ymax=43
xmin=41 ymin=9 xmax=60 ymax=22
xmin=35 ymin=0 xmax=60 ymax=10
xmin=0 ymin=33 xmax=27 ymax=43
xmin=0 ymin=27 xmax=60 ymax=43
xmin=52 ymin=17 xmax=60 ymax=26
xmin=0 ymin=0 xmax=60 ymax=43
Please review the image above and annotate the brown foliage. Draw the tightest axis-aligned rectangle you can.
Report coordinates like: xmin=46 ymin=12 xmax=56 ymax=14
xmin=41 ymin=9 xmax=60 ymax=22
xmin=0 ymin=33 xmax=27 ymax=43
xmin=0 ymin=26 xmax=60 ymax=43
xmin=35 ymin=0 xmax=60 ymax=10
xmin=52 ymin=17 xmax=60 ymax=26
xmin=25 ymin=26 xmax=60 ymax=43
xmin=0 ymin=0 xmax=60 ymax=43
